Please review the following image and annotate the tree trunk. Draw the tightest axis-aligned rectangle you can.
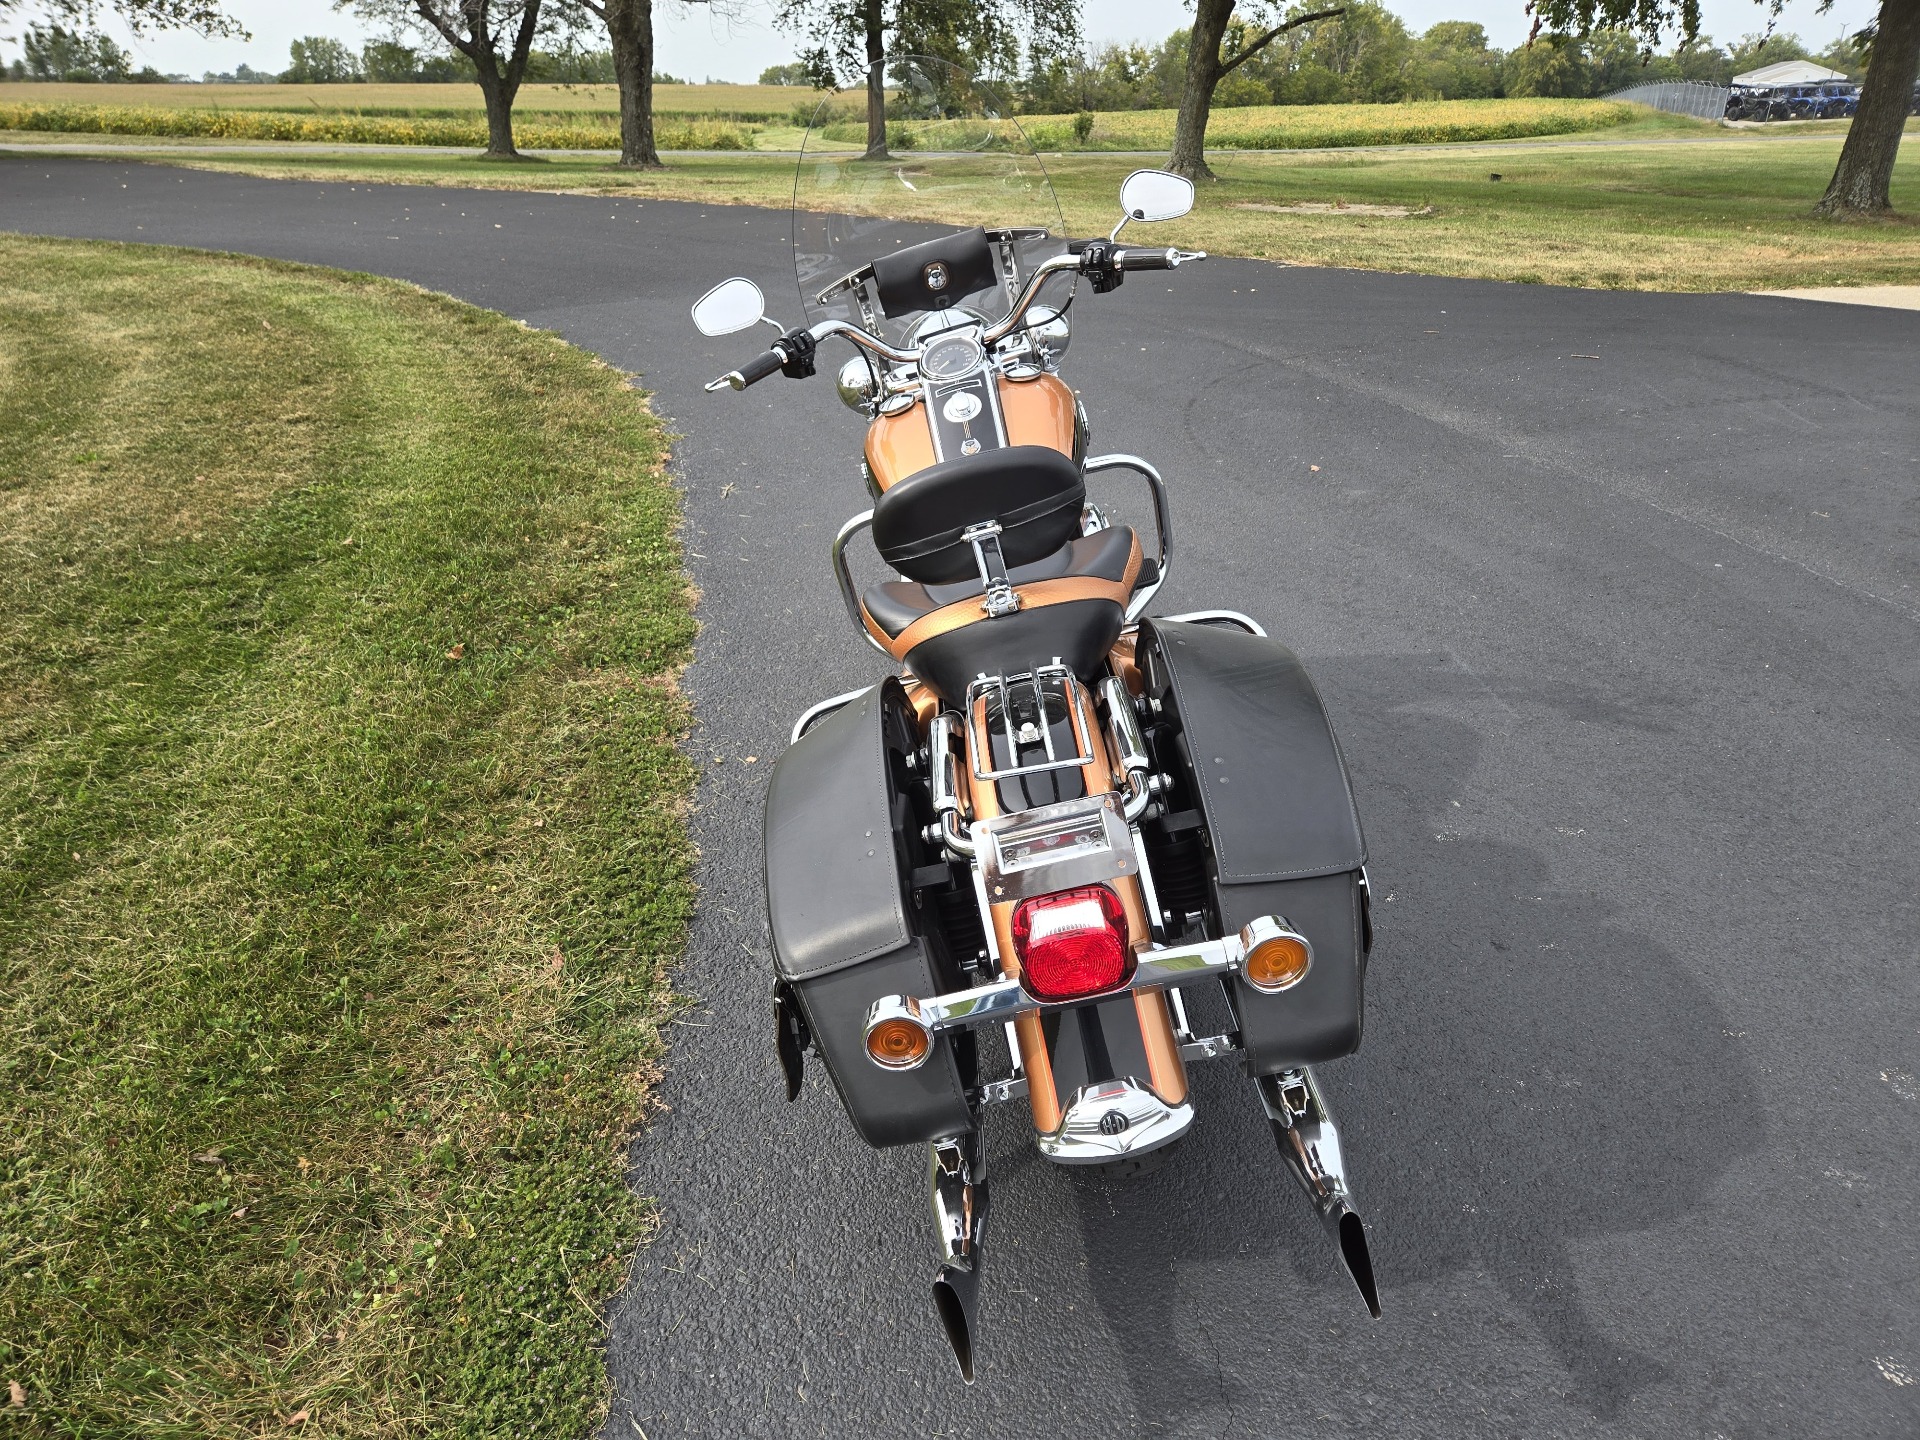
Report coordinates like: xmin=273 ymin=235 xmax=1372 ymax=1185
xmin=1817 ymin=0 xmax=1920 ymax=215
xmin=863 ymin=0 xmax=888 ymax=161
xmin=474 ymin=58 xmax=521 ymax=158
xmin=1170 ymin=0 xmax=1233 ymax=180
xmin=606 ymin=0 xmax=661 ymax=168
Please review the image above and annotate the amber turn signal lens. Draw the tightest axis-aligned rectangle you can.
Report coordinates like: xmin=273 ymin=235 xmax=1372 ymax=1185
xmin=866 ymin=1016 xmax=932 ymax=1070
xmin=1244 ymin=933 xmax=1311 ymax=992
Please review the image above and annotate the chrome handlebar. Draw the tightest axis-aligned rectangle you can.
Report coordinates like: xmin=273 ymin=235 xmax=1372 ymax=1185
xmin=705 ymin=245 xmax=1206 ymax=392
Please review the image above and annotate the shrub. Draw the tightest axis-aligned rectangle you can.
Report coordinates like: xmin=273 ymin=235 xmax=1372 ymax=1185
xmin=0 ymin=101 xmax=760 ymax=151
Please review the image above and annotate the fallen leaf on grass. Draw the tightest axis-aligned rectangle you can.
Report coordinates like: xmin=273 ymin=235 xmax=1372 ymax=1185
xmin=192 ymin=1151 xmax=224 ymax=1166
xmin=286 ymin=1408 xmax=310 ymax=1425
xmin=445 ymin=643 xmax=465 ymax=660
xmin=549 ymin=947 xmax=564 ymax=972
xmin=9 ymin=1381 xmax=26 ymax=1408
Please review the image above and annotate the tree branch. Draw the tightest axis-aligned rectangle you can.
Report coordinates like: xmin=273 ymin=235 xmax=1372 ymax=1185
xmin=411 ymin=1 xmax=476 ymax=58
xmin=506 ymin=0 xmax=542 ymax=80
xmin=1219 ymin=6 xmax=1345 ymax=76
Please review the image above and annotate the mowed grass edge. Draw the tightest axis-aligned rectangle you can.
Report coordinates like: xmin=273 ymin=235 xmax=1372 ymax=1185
xmin=0 ymin=234 xmax=696 ymax=1436
xmin=104 ymin=127 xmax=1920 ymax=291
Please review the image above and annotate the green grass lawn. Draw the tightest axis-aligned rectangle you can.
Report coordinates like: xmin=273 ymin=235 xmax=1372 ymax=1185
xmin=113 ymin=118 xmax=1920 ymax=291
xmin=0 ymin=235 xmax=695 ymax=1436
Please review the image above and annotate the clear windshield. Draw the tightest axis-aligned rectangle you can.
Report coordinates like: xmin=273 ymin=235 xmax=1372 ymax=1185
xmin=792 ymin=55 xmax=1068 ymax=349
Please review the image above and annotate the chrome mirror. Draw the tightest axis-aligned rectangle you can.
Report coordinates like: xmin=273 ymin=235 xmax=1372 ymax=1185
xmin=691 ymin=277 xmax=766 ymax=337
xmin=1118 ymin=170 xmax=1194 ymax=225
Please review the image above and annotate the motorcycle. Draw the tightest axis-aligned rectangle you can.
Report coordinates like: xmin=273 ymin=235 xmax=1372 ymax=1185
xmin=688 ymin=59 xmax=1379 ymax=1382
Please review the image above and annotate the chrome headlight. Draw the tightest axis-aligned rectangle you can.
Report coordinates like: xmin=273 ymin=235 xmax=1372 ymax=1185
xmin=836 ymin=355 xmax=879 ymax=414
xmin=1026 ymin=304 xmax=1070 ymax=368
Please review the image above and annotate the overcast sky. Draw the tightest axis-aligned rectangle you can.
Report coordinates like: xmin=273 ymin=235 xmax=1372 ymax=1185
xmin=1 ymin=0 xmax=1875 ymax=79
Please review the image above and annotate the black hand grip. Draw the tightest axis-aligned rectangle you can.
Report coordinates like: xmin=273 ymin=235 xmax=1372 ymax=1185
xmin=736 ymin=347 xmax=786 ymax=386
xmin=1117 ymin=247 xmax=1173 ymax=271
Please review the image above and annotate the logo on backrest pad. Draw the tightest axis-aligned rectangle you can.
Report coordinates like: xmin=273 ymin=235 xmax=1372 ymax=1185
xmin=923 ymin=262 xmax=950 ymax=292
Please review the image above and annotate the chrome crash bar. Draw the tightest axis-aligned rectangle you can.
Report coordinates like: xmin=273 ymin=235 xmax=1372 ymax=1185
xmin=1084 ymin=453 xmax=1172 ymax=621
xmin=863 ymin=915 xmax=1311 ymax=1069
xmin=831 ymin=509 xmax=891 ymax=658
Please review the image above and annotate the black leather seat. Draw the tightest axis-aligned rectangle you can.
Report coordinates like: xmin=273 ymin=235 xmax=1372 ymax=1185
xmin=860 ymin=525 xmax=1148 ymax=703
xmin=863 ymin=528 xmax=1139 ymax=638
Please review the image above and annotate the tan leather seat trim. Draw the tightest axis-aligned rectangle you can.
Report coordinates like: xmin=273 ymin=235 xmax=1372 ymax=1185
xmin=887 ymin=574 xmax=1131 ymax=659
xmin=859 ymin=529 xmax=1145 ymax=661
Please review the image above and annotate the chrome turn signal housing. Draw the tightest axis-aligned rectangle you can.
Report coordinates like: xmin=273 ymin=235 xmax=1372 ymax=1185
xmin=1240 ymin=916 xmax=1313 ymax=993
xmin=864 ymin=994 xmax=934 ymax=1070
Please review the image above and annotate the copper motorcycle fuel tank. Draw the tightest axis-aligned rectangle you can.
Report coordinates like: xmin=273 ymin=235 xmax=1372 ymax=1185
xmin=864 ymin=371 xmax=1082 ymax=493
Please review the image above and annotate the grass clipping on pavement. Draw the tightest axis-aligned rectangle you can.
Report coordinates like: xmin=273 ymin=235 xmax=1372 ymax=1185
xmin=0 ymin=235 xmax=696 ymax=1436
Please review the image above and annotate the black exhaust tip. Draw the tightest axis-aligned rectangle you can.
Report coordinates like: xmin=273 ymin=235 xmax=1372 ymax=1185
xmin=1337 ymin=1209 xmax=1381 ymax=1319
xmin=932 ymin=1263 xmax=979 ymax=1384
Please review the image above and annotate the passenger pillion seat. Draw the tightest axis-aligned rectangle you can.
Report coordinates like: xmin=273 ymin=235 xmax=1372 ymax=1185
xmin=858 ymin=445 xmax=1150 ymax=702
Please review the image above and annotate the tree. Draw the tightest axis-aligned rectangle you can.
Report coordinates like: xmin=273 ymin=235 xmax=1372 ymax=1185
xmin=0 ymin=0 xmax=240 ymax=35
xmin=563 ymin=0 xmax=660 ymax=165
xmin=776 ymin=0 xmax=1079 ymax=161
xmin=761 ymin=60 xmax=811 ymax=83
xmin=1171 ymin=1 xmax=1347 ymax=179
xmin=283 ymin=35 xmax=364 ymax=82
xmin=1815 ymin=3 xmax=1919 ymax=215
xmin=22 ymin=22 xmax=131 ymax=78
xmin=1532 ymin=0 xmax=1919 ymax=216
xmin=337 ymin=1 xmax=556 ymax=158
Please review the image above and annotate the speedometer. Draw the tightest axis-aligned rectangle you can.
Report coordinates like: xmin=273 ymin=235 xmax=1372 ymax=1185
xmin=920 ymin=333 xmax=985 ymax=382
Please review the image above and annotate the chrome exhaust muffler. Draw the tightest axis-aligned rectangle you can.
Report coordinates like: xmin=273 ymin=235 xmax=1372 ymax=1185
xmin=1257 ymin=1067 xmax=1381 ymax=1318
xmin=928 ymin=1132 xmax=988 ymax=1382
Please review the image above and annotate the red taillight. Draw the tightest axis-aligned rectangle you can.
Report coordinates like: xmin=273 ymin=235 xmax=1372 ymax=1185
xmin=1011 ymin=885 xmax=1132 ymax=1002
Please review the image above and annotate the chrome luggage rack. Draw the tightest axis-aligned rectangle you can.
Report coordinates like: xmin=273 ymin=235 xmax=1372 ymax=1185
xmin=965 ymin=663 xmax=1094 ymax=784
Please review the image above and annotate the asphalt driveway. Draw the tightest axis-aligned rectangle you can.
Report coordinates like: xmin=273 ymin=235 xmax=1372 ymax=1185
xmin=4 ymin=157 xmax=1918 ymax=1440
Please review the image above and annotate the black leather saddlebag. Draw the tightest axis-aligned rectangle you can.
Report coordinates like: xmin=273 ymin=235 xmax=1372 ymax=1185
xmin=1138 ymin=619 xmax=1370 ymax=1073
xmin=764 ymin=679 xmax=974 ymax=1148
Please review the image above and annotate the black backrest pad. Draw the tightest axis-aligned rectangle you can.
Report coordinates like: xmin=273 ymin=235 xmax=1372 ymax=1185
xmin=871 ymin=227 xmax=999 ymax=315
xmin=873 ymin=445 xmax=1086 ymax=585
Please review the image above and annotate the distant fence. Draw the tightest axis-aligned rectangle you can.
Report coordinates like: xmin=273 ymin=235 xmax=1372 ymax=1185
xmin=1606 ymin=80 xmax=1731 ymax=120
